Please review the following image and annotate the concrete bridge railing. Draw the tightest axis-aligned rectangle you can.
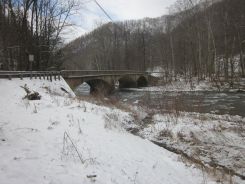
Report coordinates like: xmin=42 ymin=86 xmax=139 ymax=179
xmin=61 ymin=70 xmax=146 ymax=77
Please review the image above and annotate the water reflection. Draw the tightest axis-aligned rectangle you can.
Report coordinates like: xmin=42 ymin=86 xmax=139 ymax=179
xmin=74 ymin=82 xmax=90 ymax=96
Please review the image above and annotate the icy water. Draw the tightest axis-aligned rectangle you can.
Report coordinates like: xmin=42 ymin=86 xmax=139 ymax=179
xmin=113 ymin=89 xmax=245 ymax=117
xmin=75 ymin=83 xmax=245 ymax=117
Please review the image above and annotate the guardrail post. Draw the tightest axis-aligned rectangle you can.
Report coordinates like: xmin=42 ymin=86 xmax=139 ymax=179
xmin=39 ymin=73 xmax=41 ymax=79
xmin=8 ymin=74 xmax=11 ymax=80
xmin=19 ymin=73 xmax=23 ymax=80
xmin=50 ymin=73 xmax=52 ymax=82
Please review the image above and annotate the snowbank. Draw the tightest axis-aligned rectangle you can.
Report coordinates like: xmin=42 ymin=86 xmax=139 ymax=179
xmin=128 ymin=110 xmax=245 ymax=184
xmin=136 ymin=78 xmax=219 ymax=92
xmin=0 ymin=78 xmax=216 ymax=184
xmin=131 ymin=77 xmax=245 ymax=92
xmin=147 ymin=66 xmax=165 ymax=78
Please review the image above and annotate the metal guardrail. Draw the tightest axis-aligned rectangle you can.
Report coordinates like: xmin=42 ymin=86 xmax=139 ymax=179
xmin=0 ymin=71 xmax=61 ymax=81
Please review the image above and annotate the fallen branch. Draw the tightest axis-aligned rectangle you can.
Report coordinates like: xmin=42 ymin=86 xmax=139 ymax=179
xmin=20 ymin=84 xmax=41 ymax=100
xmin=63 ymin=131 xmax=84 ymax=164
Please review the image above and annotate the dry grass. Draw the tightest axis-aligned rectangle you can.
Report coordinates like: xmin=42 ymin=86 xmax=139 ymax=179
xmin=104 ymin=112 xmax=123 ymax=131
xmin=177 ymin=131 xmax=186 ymax=141
xmin=158 ymin=129 xmax=173 ymax=139
xmin=76 ymin=95 xmax=133 ymax=113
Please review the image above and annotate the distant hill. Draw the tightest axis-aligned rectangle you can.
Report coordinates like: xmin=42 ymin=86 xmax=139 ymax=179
xmin=61 ymin=0 xmax=245 ymax=79
xmin=61 ymin=15 xmax=169 ymax=70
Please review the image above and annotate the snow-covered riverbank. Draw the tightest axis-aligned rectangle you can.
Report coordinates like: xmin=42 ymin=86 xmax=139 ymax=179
xmin=125 ymin=110 xmax=245 ymax=184
xmin=136 ymin=77 xmax=245 ymax=92
xmin=0 ymin=78 xmax=218 ymax=184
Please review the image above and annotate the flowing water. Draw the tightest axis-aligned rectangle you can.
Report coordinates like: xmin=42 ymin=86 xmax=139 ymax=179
xmin=75 ymin=83 xmax=245 ymax=117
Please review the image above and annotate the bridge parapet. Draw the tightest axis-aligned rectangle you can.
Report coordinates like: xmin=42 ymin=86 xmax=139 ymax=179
xmin=61 ymin=70 xmax=147 ymax=78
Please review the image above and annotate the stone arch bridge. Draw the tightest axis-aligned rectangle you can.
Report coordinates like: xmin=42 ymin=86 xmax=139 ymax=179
xmin=62 ymin=70 xmax=149 ymax=94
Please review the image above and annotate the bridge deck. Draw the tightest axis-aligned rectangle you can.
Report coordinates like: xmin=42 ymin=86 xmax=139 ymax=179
xmin=64 ymin=73 xmax=147 ymax=79
xmin=0 ymin=70 xmax=148 ymax=80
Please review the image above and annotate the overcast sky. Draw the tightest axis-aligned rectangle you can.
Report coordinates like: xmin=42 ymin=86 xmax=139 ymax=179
xmin=62 ymin=0 xmax=175 ymax=42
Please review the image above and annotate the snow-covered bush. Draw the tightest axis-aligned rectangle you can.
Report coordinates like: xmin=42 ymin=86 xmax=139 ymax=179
xmin=103 ymin=112 xmax=123 ymax=131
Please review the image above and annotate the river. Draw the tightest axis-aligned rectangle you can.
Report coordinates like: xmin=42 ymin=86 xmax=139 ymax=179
xmin=75 ymin=83 xmax=245 ymax=117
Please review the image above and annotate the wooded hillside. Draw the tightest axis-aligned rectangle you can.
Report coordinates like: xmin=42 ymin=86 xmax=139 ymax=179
xmin=0 ymin=0 xmax=77 ymax=71
xmin=62 ymin=0 xmax=245 ymax=81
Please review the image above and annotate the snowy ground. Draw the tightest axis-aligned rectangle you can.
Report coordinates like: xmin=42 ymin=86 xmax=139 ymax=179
xmin=125 ymin=109 xmax=245 ymax=184
xmin=142 ymin=77 xmax=245 ymax=92
xmin=0 ymin=78 xmax=219 ymax=184
xmin=147 ymin=65 xmax=245 ymax=92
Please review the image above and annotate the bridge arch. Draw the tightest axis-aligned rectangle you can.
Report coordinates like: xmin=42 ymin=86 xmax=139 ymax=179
xmin=118 ymin=76 xmax=137 ymax=89
xmin=64 ymin=78 xmax=114 ymax=95
xmin=137 ymin=76 xmax=148 ymax=87
xmin=86 ymin=79 xmax=114 ymax=95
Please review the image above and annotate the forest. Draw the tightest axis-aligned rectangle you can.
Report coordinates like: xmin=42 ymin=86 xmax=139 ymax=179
xmin=0 ymin=0 xmax=77 ymax=71
xmin=62 ymin=0 xmax=245 ymax=82
xmin=1 ymin=0 xmax=245 ymax=82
